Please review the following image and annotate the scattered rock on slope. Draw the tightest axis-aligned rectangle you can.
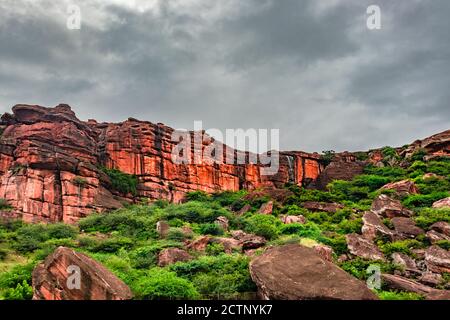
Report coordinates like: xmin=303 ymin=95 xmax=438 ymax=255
xmin=249 ymin=244 xmax=378 ymax=300
xmin=32 ymin=246 xmax=133 ymax=300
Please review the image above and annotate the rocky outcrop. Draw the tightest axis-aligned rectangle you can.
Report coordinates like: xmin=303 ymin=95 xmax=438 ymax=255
xmin=346 ymin=233 xmax=385 ymax=261
xmin=361 ymin=211 xmax=395 ymax=241
xmin=280 ymin=215 xmax=306 ymax=224
xmin=432 ymin=197 xmax=450 ymax=209
xmin=32 ymin=246 xmax=132 ymax=300
xmin=425 ymin=246 xmax=450 ymax=274
xmin=249 ymin=244 xmax=378 ymax=300
xmin=157 ymin=248 xmax=193 ymax=267
xmin=0 ymin=104 xmax=323 ymax=223
xmin=401 ymin=130 xmax=450 ymax=159
xmin=380 ymin=180 xmax=419 ymax=196
xmin=381 ymin=274 xmax=450 ymax=300
xmin=391 ymin=217 xmax=424 ymax=239
xmin=308 ymin=156 xmax=366 ymax=190
xmin=371 ymin=195 xmax=413 ymax=218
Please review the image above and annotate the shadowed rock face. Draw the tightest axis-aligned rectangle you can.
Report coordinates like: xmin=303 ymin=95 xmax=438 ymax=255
xmin=0 ymin=104 xmax=323 ymax=223
xmin=249 ymin=244 xmax=378 ymax=300
xmin=32 ymin=247 xmax=133 ymax=300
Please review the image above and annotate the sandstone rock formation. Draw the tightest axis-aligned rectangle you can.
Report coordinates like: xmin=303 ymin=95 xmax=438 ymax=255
xmin=346 ymin=233 xmax=385 ymax=261
xmin=0 ymin=104 xmax=323 ymax=223
xmin=249 ymin=244 xmax=378 ymax=300
xmin=381 ymin=274 xmax=450 ymax=300
xmin=371 ymin=194 xmax=413 ymax=218
xmin=432 ymin=197 xmax=450 ymax=209
xmin=157 ymin=248 xmax=193 ymax=267
xmin=380 ymin=180 xmax=419 ymax=196
xmin=32 ymin=246 xmax=132 ymax=300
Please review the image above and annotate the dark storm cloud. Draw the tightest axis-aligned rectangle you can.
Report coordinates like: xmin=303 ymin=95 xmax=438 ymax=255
xmin=0 ymin=0 xmax=448 ymax=152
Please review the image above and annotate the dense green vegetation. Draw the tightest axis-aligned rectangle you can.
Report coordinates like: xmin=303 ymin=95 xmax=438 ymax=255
xmin=0 ymin=154 xmax=449 ymax=300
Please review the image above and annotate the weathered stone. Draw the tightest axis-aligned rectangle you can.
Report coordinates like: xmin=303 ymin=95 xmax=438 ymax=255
xmin=158 ymin=248 xmax=193 ymax=267
xmin=361 ymin=211 xmax=395 ymax=241
xmin=371 ymin=194 xmax=413 ymax=218
xmin=215 ymin=216 xmax=229 ymax=231
xmin=419 ymin=272 xmax=443 ymax=287
xmin=258 ymin=201 xmax=274 ymax=215
xmin=432 ymin=197 xmax=450 ymax=209
xmin=380 ymin=180 xmax=419 ymax=196
xmin=280 ymin=215 xmax=306 ymax=224
xmin=391 ymin=217 xmax=424 ymax=239
xmin=241 ymin=235 xmax=267 ymax=250
xmin=212 ymin=237 xmax=242 ymax=253
xmin=426 ymin=230 xmax=450 ymax=244
xmin=401 ymin=129 xmax=450 ymax=159
xmin=431 ymin=222 xmax=450 ymax=236
xmin=346 ymin=233 xmax=385 ymax=261
xmin=301 ymin=201 xmax=344 ymax=213
xmin=185 ymin=236 xmax=211 ymax=252
xmin=425 ymin=245 xmax=450 ymax=274
xmin=381 ymin=274 xmax=450 ymax=300
xmin=249 ymin=244 xmax=378 ymax=300
xmin=32 ymin=247 xmax=132 ymax=300
xmin=309 ymin=159 xmax=366 ymax=190
xmin=156 ymin=221 xmax=170 ymax=239
xmin=391 ymin=252 xmax=419 ymax=273
xmin=237 ymin=204 xmax=251 ymax=215
xmin=313 ymin=244 xmax=334 ymax=262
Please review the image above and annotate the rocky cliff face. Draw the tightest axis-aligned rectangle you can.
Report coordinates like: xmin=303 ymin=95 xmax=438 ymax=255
xmin=0 ymin=104 xmax=323 ymax=223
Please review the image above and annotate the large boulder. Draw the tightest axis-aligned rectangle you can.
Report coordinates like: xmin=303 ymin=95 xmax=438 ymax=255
xmin=157 ymin=248 xmax=193 ymax=267
xmin=380 ymin=180 xmax=419 ymax=196
xmin=249 ymin=244 xmax=378 ymax=300
xmin=361 ymin=211 xmax=395 ymax=240
xmin=433 ymin=197 xmax=450 ymax=209
xmin=32 ymin=247 xmax=133 ymax=300
xmin=425 ymin=246 xmax=450 ymax=274
xmin=430 ymin=222 xmax=450 ymax=236
xmin=371 ymin=194 xmax=413 ymax=218
xmin=391 ymin=217 xmax=424 ymax=239
xmin=346 ymin=233 xmax=385 ymax=261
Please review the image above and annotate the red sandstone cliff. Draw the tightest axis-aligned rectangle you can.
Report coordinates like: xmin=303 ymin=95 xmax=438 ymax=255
xmin=0 ymin=104 xmax=323 ymax=223
xmin=0 ymin=104 xmax=448 ymax=224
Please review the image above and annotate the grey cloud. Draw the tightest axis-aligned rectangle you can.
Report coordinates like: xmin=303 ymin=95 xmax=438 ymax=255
xmin=0 ymin=0 xmax=448 ymax=153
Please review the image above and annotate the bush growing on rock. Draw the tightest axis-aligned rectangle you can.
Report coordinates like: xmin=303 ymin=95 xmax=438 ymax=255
xmin=402 ymin=192 xmax=449 ymax=208
xmin=199 ymin=223 xmax=224 ymax=236
xmin=101 ymin=167 xmax=138 ymax=196
xmin=414 ymin=208 xmax=450 ymax=229
xmin=244 ymin=215 xmax=280 ymax=240
xmin=132 ymin=268 xmax=199 ymax=300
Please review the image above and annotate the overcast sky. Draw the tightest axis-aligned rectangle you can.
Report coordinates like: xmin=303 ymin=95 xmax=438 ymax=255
xmin=0 ymin=0 xmax=449 ymax=153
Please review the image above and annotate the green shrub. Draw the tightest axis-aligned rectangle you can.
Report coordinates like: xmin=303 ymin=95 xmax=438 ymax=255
xmin=378 ymin=240 xmax=424 ymax=256
xmin=377 ymin=290 xmax=424 ymax=300
xmin=0 ymin=263 xmax=34 ymax=290
xmin=185 ymin=191 xmax=211 ymax=202
xmin=339 ymin=258 xmax=398 ymax=280
xmin=337 ymin=218 xmax=363 ymax=234
xmin=1 ymin=280 xmax=33 ymax=300
xmin=206 ymin=243 xmax=226 ymax=256
xmin=328 ymin=180 xmax=370 ymax=202
xmin=78 ymin=207 xmax=159 ymax=239
xmin=101 ymin=167 xmax=138 ymax=196
xmin=199 ymin=223 xmax=224 ymax=236
xmin=436 ymin=240 xmax=450 ymax=250
xmin=166 ymin=228 xmax=187 ymax=242
xmin=320 ymin=150 xmax=335 ymax=166
xmin=164 ymin=201 xmax=231 ymax=224
xmin=409 ymin=149 xmax=428 ymax=162
xmin=192 ymin=271 xmax=251 ymax=299
xmin=72 ymin=176 xmax=88 ymax=187
xmin=364 ymin=165 xmax=407 ymax=179
xmin=244 ymin=215 xmax=280 ymax=240
xmin=352 ymin=175 xmax=391 ymax=191
xmin=402 ymin=192 xmax=449 ymax=208
xmin=132 ymin=268 xmax=199 ymax=300
xmin=414 ymin=208 xmax=450 ymax=229
xmin=89 ymin=237 xmax=134 ymax=253
xmin=319 ymin=234 xmax=348 ymax=255
xmin=0 ymin=198 xmax=11 ymax=210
